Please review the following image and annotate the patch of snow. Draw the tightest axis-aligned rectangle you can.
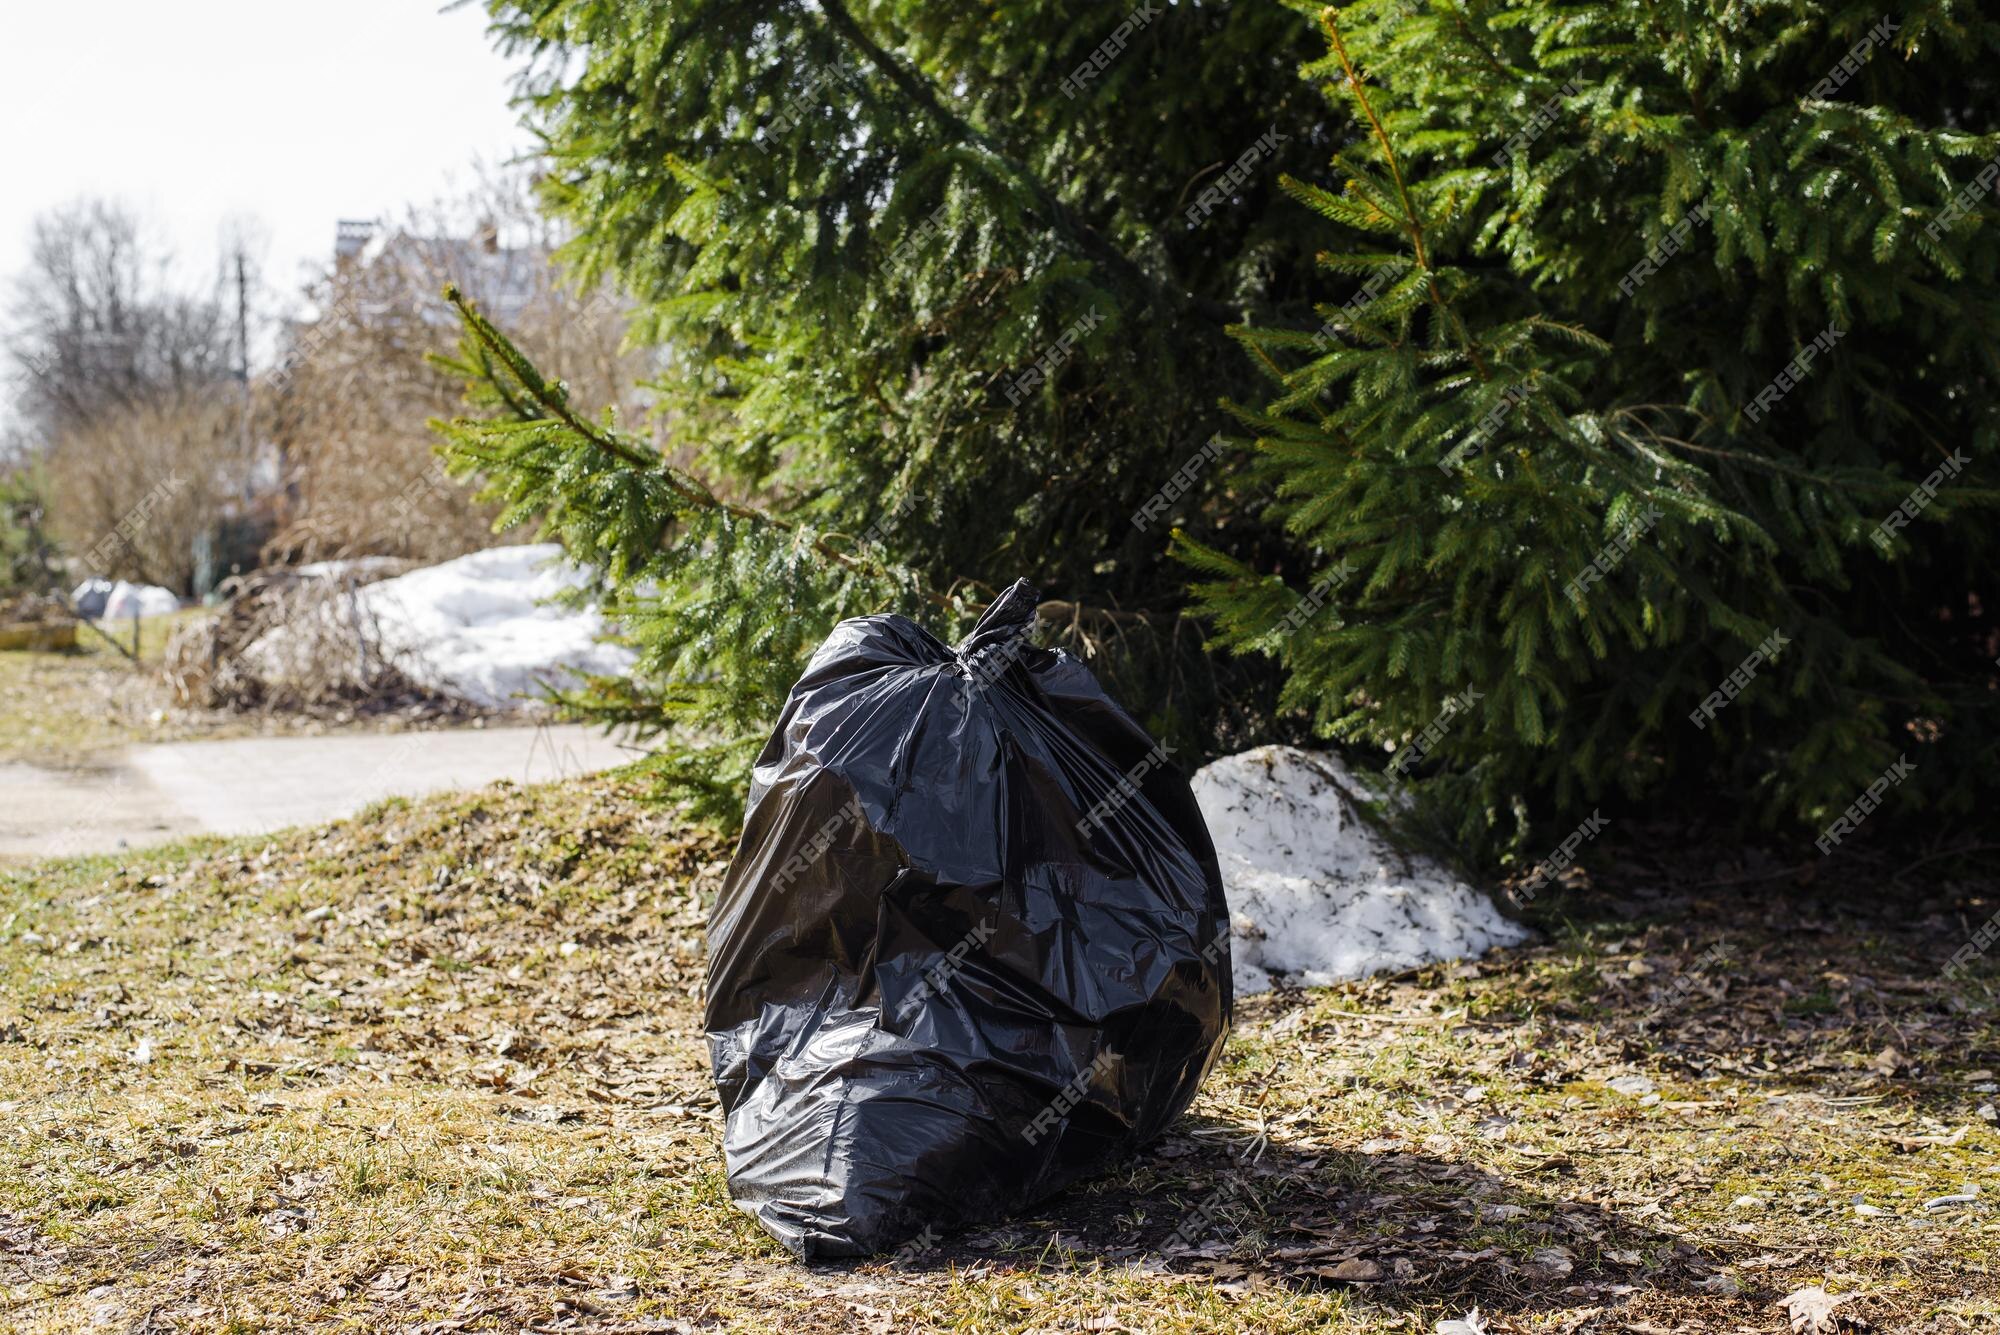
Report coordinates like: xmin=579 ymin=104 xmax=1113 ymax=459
xmin=250 ymin=544 xmax=633 ymax=710
xmin=293 ymin=556 xmax=409 ymax=582
xmin=355 ymin=544 xmax=634 ymax=709
xmin=96 ymin=581 xmax=181 ymax=620
xmin=1190 ymin=745 xmax=1530 ymax=996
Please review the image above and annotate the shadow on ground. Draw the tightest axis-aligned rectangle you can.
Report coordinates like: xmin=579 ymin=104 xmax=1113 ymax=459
xmin=859 ymin=1114 xmax=1727 ymax=1321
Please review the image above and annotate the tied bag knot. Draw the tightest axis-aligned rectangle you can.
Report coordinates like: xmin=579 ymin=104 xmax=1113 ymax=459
xmin=954 ymin=577 xmax=1039 ymax=682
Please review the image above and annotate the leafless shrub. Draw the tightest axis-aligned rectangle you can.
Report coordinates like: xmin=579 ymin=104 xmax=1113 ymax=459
xmin=43 ymin=389 xmax=241 ymax=591
xmin=264 ymin=166 xmax=654 ymax=565
xmin=161 ymin=566 xmax=479 ymax=720
xmin=3 ymin=199 xmax=249 ymax=591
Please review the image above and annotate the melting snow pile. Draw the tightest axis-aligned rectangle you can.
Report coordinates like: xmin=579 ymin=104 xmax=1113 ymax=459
xmin=355 ymin=544 xmax=633 ymax=708
xmin=291 ymin=544 xmax=632 ymax=710
xmin=293 ymin=556 xmax=410 ymax=583
xmin=1191 ymin=746 xmax=1529 ymax=996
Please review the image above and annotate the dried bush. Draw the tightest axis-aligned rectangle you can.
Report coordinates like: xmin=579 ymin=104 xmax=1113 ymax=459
xmin=264 ymin=169 xmax=652 ymax=565
xmin=44 ymin=389 xmax=241 ymax=592
xmin=161 ymin=566 xmax=478 ymax=720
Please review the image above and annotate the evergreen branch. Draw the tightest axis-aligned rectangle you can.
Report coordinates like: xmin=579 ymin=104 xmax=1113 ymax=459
xmin=443 ymin=285 xmax=662 ymax=474
xmin=1605 ymin=405 xmax=1915 ymax=496
xmin=816 ymin=0 xmax=1236 ymax=326
xmin=1319 ymin=15 xmax=1428 ymax=271
xmin=1317 ymin=9 xmax=1490 ymax=380
xmin=443 ymin=283 xmax=921 ymax=596
xmin=444 ymin=284 xmax=1158 ymax=632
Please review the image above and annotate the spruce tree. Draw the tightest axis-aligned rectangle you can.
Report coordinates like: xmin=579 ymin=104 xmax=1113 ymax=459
xmin=0 ymin=466 xmax=59 ymax=596
xmin=1187 ymin=0 xmax=2000 ymax=854
xmin=440 ymin=0 xmax=1332 ymax=815
xmin=443 ymin=0 xmax=1999 ymax=857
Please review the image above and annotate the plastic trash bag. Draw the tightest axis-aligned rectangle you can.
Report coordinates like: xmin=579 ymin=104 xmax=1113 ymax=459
xmin=704 ymin=579 xmax=1232 ymax=1258
xmin=71 ymin=578 xmax=113 ymax=620
xmin=101 ymin=581 xmax=180 ymax=620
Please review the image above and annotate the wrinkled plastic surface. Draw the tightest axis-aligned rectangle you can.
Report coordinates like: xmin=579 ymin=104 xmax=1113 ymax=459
xmin=705 ymin=580 xmax=1232 ymax=1259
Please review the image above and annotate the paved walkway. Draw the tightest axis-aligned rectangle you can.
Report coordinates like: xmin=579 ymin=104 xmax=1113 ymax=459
xmin=1 ymin=724 xmax=639 ymax=862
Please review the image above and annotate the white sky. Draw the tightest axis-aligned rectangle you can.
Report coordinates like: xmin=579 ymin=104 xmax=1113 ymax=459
xmin=0 ymin=0 xmax=537 ymax=424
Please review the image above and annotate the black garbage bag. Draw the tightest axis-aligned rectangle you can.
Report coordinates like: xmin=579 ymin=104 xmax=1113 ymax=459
xmin=704 ymin=579 xmax=1232 ymax=1258
xmin=71 ymin=578 xmax=113 ymax=620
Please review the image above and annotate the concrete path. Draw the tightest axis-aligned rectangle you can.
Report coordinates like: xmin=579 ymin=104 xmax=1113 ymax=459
xmin=1 ymin=724 xmax=640 ymax=863
xmin=0 ymin=758 xmax=192 ymax=863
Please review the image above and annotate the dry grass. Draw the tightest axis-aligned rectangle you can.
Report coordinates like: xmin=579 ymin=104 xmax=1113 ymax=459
xmin=2 ymin=773 xmax=1996 ymax=1333
xmin=0 ymin=611 xmax=210 ymax=763
xmin=0 ymin=610 xmax=486 ymax=770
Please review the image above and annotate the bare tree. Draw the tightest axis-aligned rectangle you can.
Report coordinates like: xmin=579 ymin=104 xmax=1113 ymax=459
xmin=1 ymin=200 xmax=256 ymax=591
xmin=4 ymin=199 xmax=236 ymax=443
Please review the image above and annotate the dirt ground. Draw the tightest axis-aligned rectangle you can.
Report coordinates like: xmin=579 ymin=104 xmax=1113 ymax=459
xmin=0 ymin=773 xmax=1995 ymax=1333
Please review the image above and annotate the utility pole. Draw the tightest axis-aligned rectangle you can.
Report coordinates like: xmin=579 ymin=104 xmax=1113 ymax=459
xmin=236 ymin=249 xmax=252 ymax=498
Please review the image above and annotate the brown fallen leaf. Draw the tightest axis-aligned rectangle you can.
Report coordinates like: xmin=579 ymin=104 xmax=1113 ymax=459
xmin=1523 ymin=1246 xmax=1575 ymax=1282
xmin=1782 ymin=1285 xmax=1856 ymax=1334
